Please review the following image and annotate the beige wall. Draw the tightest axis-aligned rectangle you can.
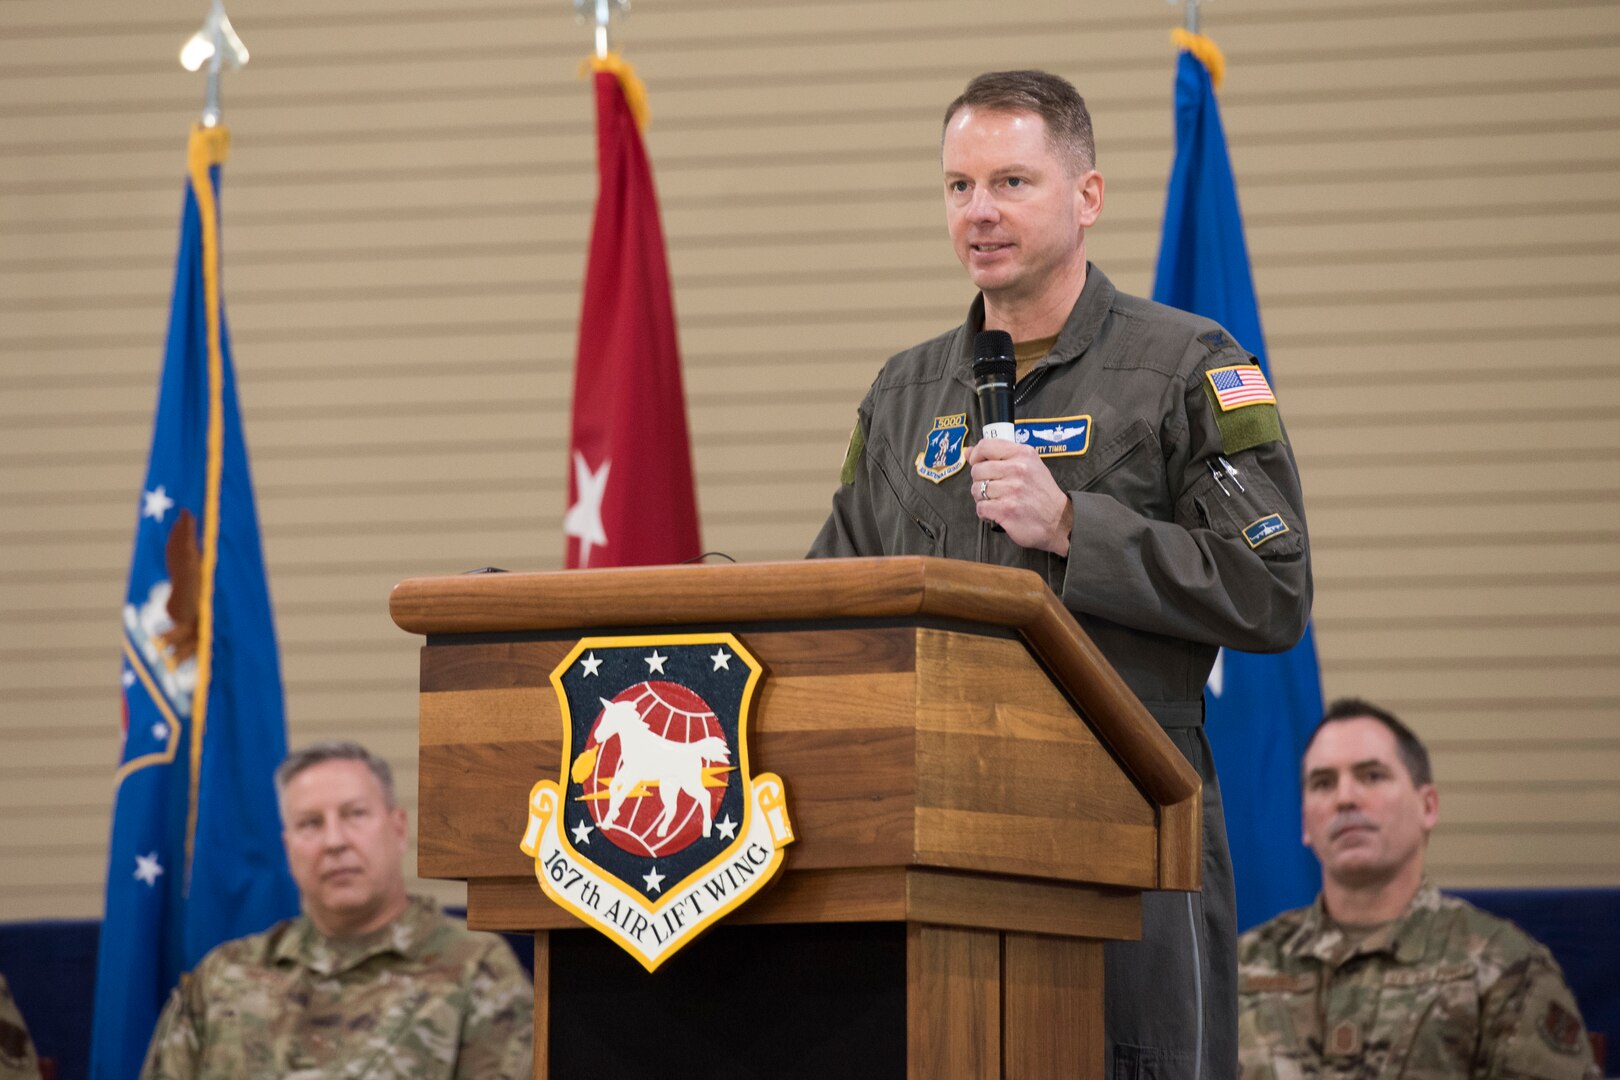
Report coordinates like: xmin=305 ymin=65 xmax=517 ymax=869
xmin=2 ymin=0 xmax=1617 ymax=920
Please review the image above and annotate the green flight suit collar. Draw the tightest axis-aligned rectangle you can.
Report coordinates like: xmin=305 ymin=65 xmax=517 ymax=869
xmin=949 ymin=263 xmax=1118 ymax=390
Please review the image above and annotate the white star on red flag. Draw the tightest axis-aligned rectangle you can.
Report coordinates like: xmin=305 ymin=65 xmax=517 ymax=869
xmin=563 ymin=451 xmax=611 ymax=567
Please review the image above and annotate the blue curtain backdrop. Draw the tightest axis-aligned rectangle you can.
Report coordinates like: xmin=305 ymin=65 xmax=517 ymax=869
xmin=1152 ymin=41 xmax=1324 ymax=931
xmin=88 ymin=125 xmax=299 ymax=1080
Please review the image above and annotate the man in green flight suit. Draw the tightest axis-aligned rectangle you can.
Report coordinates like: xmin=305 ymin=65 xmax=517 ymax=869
xmin=1238 ymin=699 xmax=1600 ymax=1078
xmin=140 ymin=741 xmax=533 ymax=1079
xmin=809 ymin=69 xmax=1313 ymax=1078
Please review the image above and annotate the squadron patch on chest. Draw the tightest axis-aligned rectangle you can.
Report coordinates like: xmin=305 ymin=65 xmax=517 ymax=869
xmin=915 ymin=414 xmax=968 ymax=483
xmin=1014 ymin=414 xmax=1091 ymax=457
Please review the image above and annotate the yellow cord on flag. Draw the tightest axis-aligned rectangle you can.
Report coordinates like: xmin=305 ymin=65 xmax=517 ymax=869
xmin=183 ymin=121 xmax=230 ymax=884
xmin=1172 ymin=28 xmax=1226 ymax=90
xmin=581 ymin=51 xmax=651 ymax=132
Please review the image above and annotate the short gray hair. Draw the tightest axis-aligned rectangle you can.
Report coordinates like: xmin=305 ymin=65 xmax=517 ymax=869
xmin=943 ymin=70 xmax=1096 ymax=174
xmin=274 ymin=740 xmax=398 ymax=809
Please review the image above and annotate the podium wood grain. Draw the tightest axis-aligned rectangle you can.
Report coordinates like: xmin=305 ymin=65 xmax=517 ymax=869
xmin=392 ymin=558 xmax=1201 ymax=1079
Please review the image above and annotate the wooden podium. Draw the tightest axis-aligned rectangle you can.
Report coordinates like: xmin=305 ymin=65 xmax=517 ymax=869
xmin=390 ymin=556 xmax=1200 ymax=1079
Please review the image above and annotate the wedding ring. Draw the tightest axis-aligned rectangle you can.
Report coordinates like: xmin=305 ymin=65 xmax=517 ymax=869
xmin=979 ymin=479 xmax=989 ymax=501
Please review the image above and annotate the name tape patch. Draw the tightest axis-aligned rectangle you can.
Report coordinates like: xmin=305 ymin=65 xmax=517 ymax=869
xmin=1014 ymin=414 xmax=1091 ymax=457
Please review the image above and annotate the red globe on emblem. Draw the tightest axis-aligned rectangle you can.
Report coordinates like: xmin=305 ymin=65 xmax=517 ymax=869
xmin=585 ymin=680 xmax=731 ymax=858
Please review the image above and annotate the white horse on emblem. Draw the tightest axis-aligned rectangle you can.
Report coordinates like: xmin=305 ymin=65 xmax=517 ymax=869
xmin=594 ymin=697 xmax=730 ymax=838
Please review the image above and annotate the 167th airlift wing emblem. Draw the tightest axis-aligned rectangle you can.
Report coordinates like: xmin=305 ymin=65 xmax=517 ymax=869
xmin=520 ymin=633 xmax=794 ymax=971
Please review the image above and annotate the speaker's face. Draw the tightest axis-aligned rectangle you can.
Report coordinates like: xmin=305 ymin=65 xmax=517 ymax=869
xmin=942 ymin=107 xmax=1097 ymax=310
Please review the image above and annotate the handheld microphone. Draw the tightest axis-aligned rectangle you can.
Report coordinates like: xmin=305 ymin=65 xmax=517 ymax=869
xmin=972 ymin=330 xmax=1015 ymax=534
xmin=972 ymin=330 xmax=1016 ymax=442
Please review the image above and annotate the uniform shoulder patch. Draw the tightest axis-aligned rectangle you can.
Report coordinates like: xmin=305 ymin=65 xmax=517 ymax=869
xmin=839 ymin=420 xmax=865 ymax=486
xmin=1243 ymin=514 xmax=1290 ymax=550
xmin=1202 ymin=363 xmax=1283 ymax=455
xmin=1206 ymin=364 xmax=1276 ymax=411
xmin=1537 ymin=1000 xmax=1585 ymax=1055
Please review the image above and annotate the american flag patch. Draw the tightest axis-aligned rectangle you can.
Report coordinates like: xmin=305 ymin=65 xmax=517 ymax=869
xmin=1206 ymin=365 xmax=1276 ymax=410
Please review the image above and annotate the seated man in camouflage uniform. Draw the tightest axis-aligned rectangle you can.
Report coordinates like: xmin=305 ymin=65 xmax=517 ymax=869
xmin=1238 ymin=698 xmax=1599 ymax=1079
xmin=0 ymin=975 xmax=41 ymax=1080
xmin=141 ymin=741 xmax=533 ymax=1079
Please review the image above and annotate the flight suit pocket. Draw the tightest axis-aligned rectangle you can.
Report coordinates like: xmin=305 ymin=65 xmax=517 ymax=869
xmin=1177 ymin=453 xmax=1305 ymax=560
xmin=1045 ymin=418 xmax=1167 ymax=518
xmin=868 ymin=431 xmax=948 ymax=556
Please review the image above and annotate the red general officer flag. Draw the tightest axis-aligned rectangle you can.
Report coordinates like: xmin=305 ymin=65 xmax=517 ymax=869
xmin=565 ymin=54 xmax=701 ymax=568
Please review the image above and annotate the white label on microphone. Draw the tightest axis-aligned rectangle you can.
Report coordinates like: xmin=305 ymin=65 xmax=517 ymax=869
xmin=981 ymin=422 xmax=1015 ymax=442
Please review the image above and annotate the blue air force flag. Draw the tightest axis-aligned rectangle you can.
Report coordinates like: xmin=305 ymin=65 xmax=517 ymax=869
xmin=1153 ymin=36 xmax=1324 ymax=931
xmin=89 ymin=124 xmax=299 ymax=1080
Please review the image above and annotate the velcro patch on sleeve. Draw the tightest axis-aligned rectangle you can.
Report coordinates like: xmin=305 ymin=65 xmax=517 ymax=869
xmin=839 ymin=420 xmax=866 ymax=486
xmin=1243 ymin=514 xmax=1290 ymax=550
xmin=1202 ymin=375 xmax=1283 ymax=455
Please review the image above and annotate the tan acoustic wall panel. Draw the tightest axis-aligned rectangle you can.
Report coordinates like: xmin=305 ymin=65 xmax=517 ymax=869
xmin=2 ymin=0 xmax=1617 ymax=918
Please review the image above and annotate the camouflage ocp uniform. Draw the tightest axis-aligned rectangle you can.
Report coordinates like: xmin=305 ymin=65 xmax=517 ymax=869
xmin=141 ymin=897 xmax=532 ymax=1080
xmin=1238 ymin=881 xmax=1599 ymax=1079
xmin=0 ymin=975 xmax=42 ymax=1080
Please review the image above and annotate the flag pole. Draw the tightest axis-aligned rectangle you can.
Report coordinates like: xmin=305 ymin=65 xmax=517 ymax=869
xmin=576 ymin=0 xmax=631 ymax=60
xmin=1172 ymin=0 xmax=1202 ymax=35
xmin=562 ymin=0 xmax=701 ymax=569
xmin=179 ymin=0 xmax=249 ymax=127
